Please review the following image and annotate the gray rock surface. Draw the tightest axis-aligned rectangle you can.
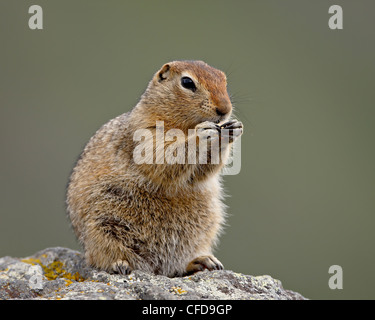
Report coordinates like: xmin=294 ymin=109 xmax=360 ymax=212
xmin=0 ymin=247 xmax=306 ymax=300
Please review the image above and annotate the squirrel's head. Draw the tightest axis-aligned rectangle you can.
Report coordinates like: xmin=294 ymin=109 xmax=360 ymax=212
xmin=140 ymin=60 xmax=232 ymax=130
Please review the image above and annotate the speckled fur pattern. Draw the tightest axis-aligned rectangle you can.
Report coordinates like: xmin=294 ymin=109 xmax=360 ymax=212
xmin=66 ymin=60 xmax=243 ymax=277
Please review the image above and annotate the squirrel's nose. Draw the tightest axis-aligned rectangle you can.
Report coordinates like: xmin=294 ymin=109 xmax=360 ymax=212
xmin=216 ymin=108 xmax=227 ymax=116
xmin=215 ymin=99 xmax=232 ymax=116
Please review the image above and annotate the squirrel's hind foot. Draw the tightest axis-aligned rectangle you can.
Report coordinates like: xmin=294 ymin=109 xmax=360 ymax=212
xmin=112 ymin=260 xmax=132 ymax=275
xmin=185 ymin=255 xmax=224 ymax=275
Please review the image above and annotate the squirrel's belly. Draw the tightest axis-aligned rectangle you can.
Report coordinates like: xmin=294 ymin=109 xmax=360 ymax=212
xmin=114 ymin=190 xmax=222 ymax=277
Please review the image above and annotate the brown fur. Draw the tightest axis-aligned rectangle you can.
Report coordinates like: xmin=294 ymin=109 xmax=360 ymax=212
xmin=66 ymin=60 xmax=243 ymax=277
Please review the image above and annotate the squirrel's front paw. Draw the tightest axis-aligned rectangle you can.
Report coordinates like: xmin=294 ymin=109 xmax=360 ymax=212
xmin=112 ymin=260 xmax=132 ymax=275
xmin=195 ymin=121 xmax=221 ymax=142
xmin=220 ymin=119 xmax=243 ymax=143
xmin=185 ymin=255 xmax=224 ymax=275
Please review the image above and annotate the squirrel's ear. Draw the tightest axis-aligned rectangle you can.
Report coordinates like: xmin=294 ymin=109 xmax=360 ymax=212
xmin=157 ymin=64 xmax=171 ymax=82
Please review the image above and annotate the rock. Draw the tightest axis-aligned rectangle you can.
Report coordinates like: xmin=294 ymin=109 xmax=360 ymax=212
xmin=0 ymin=247 xmax=306 ymax=300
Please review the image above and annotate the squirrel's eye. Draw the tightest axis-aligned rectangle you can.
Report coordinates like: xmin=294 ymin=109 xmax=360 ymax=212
xmin=181 ymin=77 xmax=197 ymax=92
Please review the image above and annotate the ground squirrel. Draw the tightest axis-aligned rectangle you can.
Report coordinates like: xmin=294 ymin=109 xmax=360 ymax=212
xmin=66 ymin=60 xmax=243 ymax=277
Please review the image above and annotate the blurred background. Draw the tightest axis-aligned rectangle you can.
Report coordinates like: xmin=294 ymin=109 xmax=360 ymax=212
xmin=1 ymin=0 xmax=374 ymax=299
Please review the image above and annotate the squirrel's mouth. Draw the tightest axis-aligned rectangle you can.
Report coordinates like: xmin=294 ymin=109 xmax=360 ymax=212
xmin=215 ymin=113 xmax=231 ymax=124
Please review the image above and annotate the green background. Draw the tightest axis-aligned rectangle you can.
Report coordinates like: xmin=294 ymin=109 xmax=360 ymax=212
xmin=1 ymin=0 xmax=374 ymax=299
